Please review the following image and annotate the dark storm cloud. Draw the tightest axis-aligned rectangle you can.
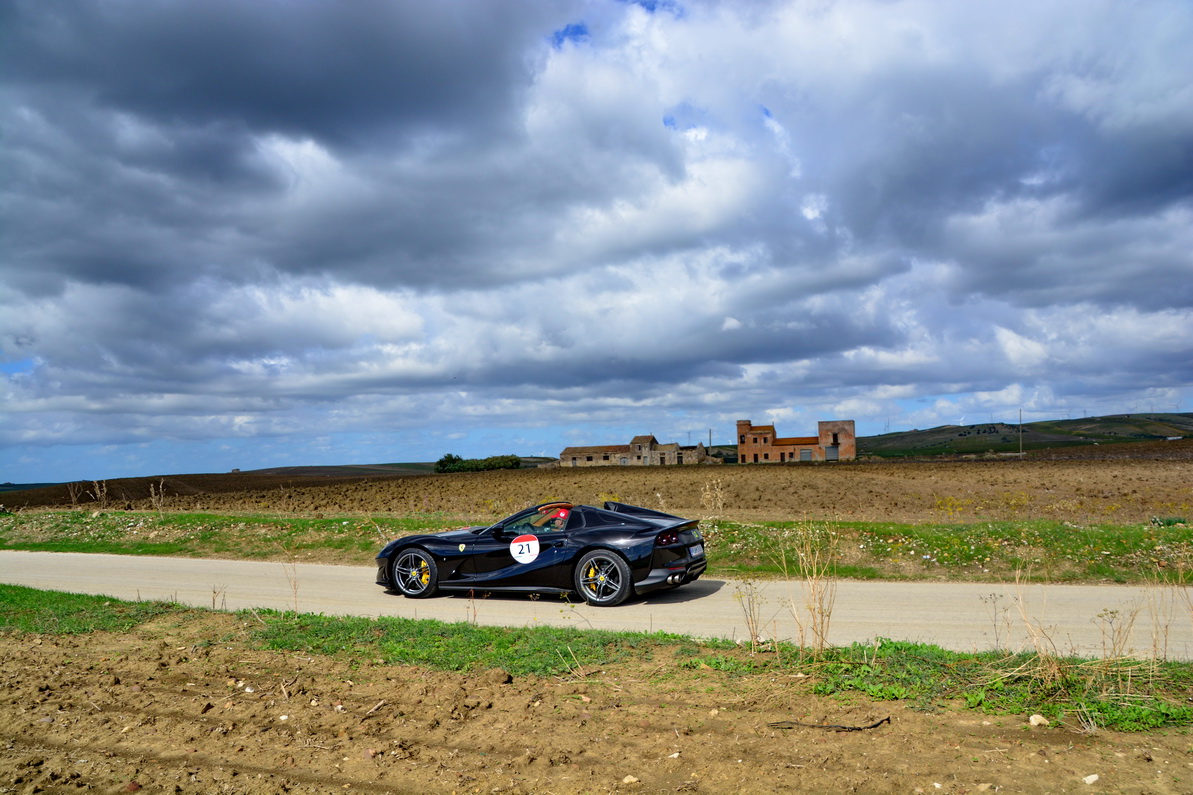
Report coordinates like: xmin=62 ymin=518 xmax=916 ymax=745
xmin=1 ymin=0 xmax=560 ymax=146
xmin=1 ymin=0 xmax=1191 ymax=481
xmin=0 ymin=0 xmax=605 ymax=296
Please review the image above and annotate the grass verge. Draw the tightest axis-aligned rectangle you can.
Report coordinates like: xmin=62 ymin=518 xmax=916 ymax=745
xmin=0 ymin=583 xmax=182 ymax=634
xmin=3 ymin=584 xmax=1192 ymax=733
xmin=2 ymin=510 xmax=1191 ymax=583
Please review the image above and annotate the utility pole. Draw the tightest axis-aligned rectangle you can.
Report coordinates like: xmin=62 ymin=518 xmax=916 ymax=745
xmin=1019 ymin=409 xmax=1023 ymax=457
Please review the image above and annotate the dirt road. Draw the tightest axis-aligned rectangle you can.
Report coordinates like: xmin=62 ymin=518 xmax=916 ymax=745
xmin=4 ymin=550 xmax=1190 ymax=659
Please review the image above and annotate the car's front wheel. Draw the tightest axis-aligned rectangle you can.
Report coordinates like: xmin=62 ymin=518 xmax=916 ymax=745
xmin=391 ymin=548 xmax=439 ymax=598
xmin=574 ymin=550 xmax=632 ymax=606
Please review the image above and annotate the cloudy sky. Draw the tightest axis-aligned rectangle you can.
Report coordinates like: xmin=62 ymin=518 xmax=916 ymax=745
xmin=2 ymin=0 xmax=1191 ymax=482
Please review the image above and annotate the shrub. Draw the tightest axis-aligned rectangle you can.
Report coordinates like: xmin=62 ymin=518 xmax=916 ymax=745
xmin=434 ymin=453 xmax=522 ymax=474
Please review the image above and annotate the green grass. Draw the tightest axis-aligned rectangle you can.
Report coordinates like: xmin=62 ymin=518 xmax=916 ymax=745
xmin=807 ymin=638 xmax=1193 ymax=732
xmin=5 ymin=585 xmax=1193 ymax=732
xmin=704 ymin=517 xmax=1193 ymax=583
xmin=251 ymin=609 xmax=682 ymax=677
xmin=0 ymin=511 xmax=467 ymax=560
xmin=3 ymin=510 xmax=1191 ymax=583
xmin=0 ymin=583 xmax=182 ymax=633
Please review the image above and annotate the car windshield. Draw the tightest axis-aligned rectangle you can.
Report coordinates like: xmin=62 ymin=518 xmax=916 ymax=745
xmin=500 ymin=503 xmax=574 ymax=534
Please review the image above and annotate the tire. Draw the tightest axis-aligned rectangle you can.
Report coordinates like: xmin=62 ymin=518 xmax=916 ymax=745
xmin=574 ymin=550 xmax=633 ymax=606
xmin=391 ymin=548 xmax=439 ymax=598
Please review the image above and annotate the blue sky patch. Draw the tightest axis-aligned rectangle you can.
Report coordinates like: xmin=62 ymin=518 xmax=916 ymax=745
xmin=0 ymin=358 xmax=37 ymax=376
xmin=552 ymin=23 xmax=590 ymax=48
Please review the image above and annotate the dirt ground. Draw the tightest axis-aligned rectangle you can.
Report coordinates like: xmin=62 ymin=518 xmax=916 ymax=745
xmin=4 ymin=442 xmax=1193 ymax=793
xmin=4 ymin=611 xmax=1193 ymax=795
xmin=7 ymin=439 xmax=1193 ymax=525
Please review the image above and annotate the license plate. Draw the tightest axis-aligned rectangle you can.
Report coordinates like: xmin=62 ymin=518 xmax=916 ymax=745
xmin=688 ymin=544 xmax=704 ymax=558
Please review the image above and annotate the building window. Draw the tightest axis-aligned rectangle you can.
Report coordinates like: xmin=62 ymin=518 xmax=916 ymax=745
xmin=763 ymin=453 xmax=769 ymax=460
xmin=602 ymin=455 xmax=609 ymax=460
xmin=739 ymin=434 xmax=745 ymax=443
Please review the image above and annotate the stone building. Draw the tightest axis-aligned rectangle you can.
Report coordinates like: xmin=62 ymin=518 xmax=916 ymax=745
xmin=736 ymin=419 xmax=856 ymax=463
xmin=560 ymin=435 xmax=712 ymax=467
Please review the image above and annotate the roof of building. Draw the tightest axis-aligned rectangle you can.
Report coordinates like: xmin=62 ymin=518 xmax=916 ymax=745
xmin=746 ymin=425 xmax=776 ymax=435
xmin=629 ymin=435 xmax=658 ymax=446
xmin=775 ymin=436 xmax=819 ymax=446
xmin=559 ymin=444 xmax=632 ymax=456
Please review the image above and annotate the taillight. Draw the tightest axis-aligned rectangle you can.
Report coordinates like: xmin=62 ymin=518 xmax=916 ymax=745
xmin=656 ymin=530 xmax=680 ymax=547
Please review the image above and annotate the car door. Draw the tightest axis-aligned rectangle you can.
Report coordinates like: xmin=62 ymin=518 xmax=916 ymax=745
xmin=461 ymin=511 xmax=572 ymax=588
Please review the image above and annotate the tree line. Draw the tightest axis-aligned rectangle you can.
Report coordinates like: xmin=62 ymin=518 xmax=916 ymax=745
xmin=433 ymin=453 xmax=522 ymax=474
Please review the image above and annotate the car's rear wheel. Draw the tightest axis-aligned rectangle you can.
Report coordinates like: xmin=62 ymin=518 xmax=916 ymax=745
xmin=391 ymin=548 xmax=439 ymax=598
xmin=574 ymin=550 xmax=632 ymax=606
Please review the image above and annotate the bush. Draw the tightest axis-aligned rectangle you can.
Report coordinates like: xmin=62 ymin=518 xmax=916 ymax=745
xmin=434 ymin=453 xmax=522 ymax=474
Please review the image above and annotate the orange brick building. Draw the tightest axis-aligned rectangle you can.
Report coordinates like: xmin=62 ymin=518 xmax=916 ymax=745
xmin=736 ymin=419 xmax=856 ymax=463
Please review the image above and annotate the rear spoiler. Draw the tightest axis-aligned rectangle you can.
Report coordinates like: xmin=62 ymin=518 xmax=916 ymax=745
xmin=603 ymin=501 xmax=686 ymax=522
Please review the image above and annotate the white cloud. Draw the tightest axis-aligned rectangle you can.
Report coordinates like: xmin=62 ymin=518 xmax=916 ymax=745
xmin=1 ymin=0 xmax=1190 ymax=479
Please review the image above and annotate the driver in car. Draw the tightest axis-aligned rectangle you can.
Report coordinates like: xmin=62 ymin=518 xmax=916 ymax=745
xmin=534 ymin=504 xmax=571 ymax=532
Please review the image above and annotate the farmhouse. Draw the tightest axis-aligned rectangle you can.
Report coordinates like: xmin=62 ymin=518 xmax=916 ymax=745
xmin=560 ymin=435 xmax=712 ymax=467
xmin=737 ymin=419 xmax=856 ymax=463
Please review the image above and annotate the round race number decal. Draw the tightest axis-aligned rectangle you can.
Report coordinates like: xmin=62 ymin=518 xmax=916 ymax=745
xmin=510 ymin=534 xmax=540 ymax=564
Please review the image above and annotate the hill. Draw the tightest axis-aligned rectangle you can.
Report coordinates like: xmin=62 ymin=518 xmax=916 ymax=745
xmin=857 ymin=412 xmax=1193 ymax=457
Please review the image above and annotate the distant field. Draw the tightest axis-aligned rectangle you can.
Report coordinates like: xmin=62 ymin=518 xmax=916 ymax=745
xmin=4 ymin=438 xmax=1190 ymax=526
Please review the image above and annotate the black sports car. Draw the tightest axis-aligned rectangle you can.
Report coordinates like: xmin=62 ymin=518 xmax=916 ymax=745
xmin=375 ymin=501 xmax=707 ymax=606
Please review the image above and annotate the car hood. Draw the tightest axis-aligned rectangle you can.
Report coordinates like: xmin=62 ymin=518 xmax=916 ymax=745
xmin=432 ymin=527 xmax=485 ymax=541
xmin=378 ymin=526 xmax=483 ymax=556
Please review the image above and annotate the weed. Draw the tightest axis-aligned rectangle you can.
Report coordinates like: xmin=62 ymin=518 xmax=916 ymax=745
xmin=979 ymin=592 xmax=1013 ymax=651
xmin=87 ymin=480 xmax=108 ymax=511
xmin=731 ymin=577 xmax=765 ymax=652
xmin=778 ymin=522 xmax=838 ymax=655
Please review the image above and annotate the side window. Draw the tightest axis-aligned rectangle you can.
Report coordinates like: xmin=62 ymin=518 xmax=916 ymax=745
xmin=506 ymin=505 xmax=574 ymax=535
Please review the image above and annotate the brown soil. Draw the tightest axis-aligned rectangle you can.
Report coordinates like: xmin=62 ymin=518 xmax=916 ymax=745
xmin=4 ymin=442 xmax=1193 ymax=793
xmin=4 ymin=612 xmax=1191 ymax=795
xmin=9 ymin=439 xmax=1192 ymax=525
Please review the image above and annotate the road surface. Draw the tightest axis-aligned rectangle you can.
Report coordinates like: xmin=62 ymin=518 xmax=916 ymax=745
xmin=2 ymin=550 xmax=1191 ymax=659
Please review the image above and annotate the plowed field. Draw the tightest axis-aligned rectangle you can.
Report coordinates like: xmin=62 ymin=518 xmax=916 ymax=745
xmin=10 ymin=440 xmax=1192 ymax=525
xmin=4 ymin=442 xmax=1193 ymax=793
